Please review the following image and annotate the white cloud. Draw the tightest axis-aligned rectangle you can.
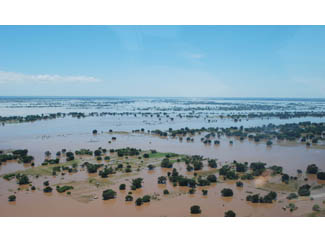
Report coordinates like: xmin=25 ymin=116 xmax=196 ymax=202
xmin=0 ymin=70 xmax=101 ymax=84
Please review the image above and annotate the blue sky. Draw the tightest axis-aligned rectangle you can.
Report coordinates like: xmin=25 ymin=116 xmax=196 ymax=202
xmin=0 ymin=25 xmax=324 ymax=97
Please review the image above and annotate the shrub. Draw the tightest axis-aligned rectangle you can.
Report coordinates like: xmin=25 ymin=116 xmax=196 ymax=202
xmin=16 ymin=174 xmax=30 ymax=185
xmin=221 ymin=188 xmax=233 ymax=197
xmin=208 ymin=159 xmax=217 ymax=168
xmin=202 ymin=189 xmax=208 ymax=195
xmin=143 ymin=153 xmax=149 ymax=158
xmin=125 ymin=195 xmax=133 ymax=201
xmin=224 ymin=210 xmax=236 ymax=217
xmin=119 ymin=184 xmax=126 ymax=190
xmin=147 ymin=164 xmax=155 ymax=170
xmin=43 ymin=181 xmax=49 ymax=186
xmin=281 ymin=174 xmax=290 ymax=184
xmin=190 ymin=205 xmax=201 ymax=214
xmin=102 ymin=189 xmax=117 ymax=200
xmin=8 ymin=195 xmax=16 ymax=202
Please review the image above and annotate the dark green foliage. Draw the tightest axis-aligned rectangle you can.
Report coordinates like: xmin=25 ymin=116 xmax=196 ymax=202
xmin=157 ymin=176 xmax=167 ymax=184
xmin=66 ymin=151 xmax=75 ymax=161
xmin=281 ymin=174 xmax=290 ymax=184
xmin=83 ymin=162 xmax=103 ymax=173
xmin=43 ymin=181 xmax=49 ymax=186
xmin=94 ymin=150 xmax=102 ymax=156
xmin=306 ymin=164 xmax=318 ymax=174
xmin=115 ymin=148 xmax=140 ymax=157
xmin=102 ymin=189 xmax=116 ymax=200
xmin=221 ymin=188 xmax=233 ymax=197
xmin=119 ymin=184 xmax=126 ymax=190
xmin=143 ymin=153 xmax=149 ymax=158
xmin=16 ymin=174 xmax=29 ymax=185
xmin=190 ymin=205 xmax=201 ymax=214
xmin=224 ymin=210 xmax=236 ymax=217
xmin=317 ymin=172 xmax=325 ymax=180
xmin=208 ymin=159 xmax=217 ymax=168
xmin=235 ymin=163 xmax=247 ymax=172
xmin=131 ymin=178 xmax=143 ymax=189
xmin=8 ymin=195 xmax=16 ymax=202
xmin=56 ymin=185 xmax=73 ymax=193
xmin=250 ymin=162 xmax=266 ymax=176
xmin=236 ymin=181 xmax=243 ymax=187
xmin=298 ymin=184 xmax=311 ymax=196
xmin=269 ymin=165 xmax=283 ymax=175
xmin=3 ymin=173 xmax=16 ymax=181
xmin=104 ymin=156 xmax=110 ymax=161
xmin=135 ymin=198 xmax=143 ymax=206
xmin=163 ymin=189 xmax=169 ymax=195
xmin=125 ymin=195 xmax=133 ymax=201
xmin=207 ymin=174 xmax=217 ymax=183
xmin=161 ymin=158 xmax=173 ymax=168
xmin=20 ymin=155 xmax=34 ymax=164
xmin=31 ymin=186 xmax=36 ymax=191
xmin=287 ymin=193 xmax=298 ymax=200
xmin=189 ymin=188 xmax=196 ymax=194
xmin=43 ymin=186 xmax=53 ymax=193
xmin=241 ymin=173 xmax=254 ymax=180
xmin=147 ymin=164 xmax=155 ymax=170
xmin=142 ymin=195 xmax=151 ymax=202
xmin=246 ymin=191 xmax=277 ymax=203
xmin=202 ymin=189 xmax=208 ymax=195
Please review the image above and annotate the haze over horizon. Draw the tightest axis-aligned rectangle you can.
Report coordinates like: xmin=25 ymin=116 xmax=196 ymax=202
xmin=1 ymin=26 xmax=324 ymax=98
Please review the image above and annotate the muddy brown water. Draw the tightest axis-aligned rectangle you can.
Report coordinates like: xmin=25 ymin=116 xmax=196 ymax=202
xmin=1 ymin=118 xmax=325 ymax=216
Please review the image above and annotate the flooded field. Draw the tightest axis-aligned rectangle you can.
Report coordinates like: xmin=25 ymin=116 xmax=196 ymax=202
xmin=1 ymin=97 xmax=325 ymax=216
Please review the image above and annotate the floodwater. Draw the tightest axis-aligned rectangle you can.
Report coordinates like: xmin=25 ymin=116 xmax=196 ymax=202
xmin=0 ymin=97 xmax=325 ymax=216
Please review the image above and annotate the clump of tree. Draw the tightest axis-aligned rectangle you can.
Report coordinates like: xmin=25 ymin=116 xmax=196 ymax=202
xmin=102 ymin=189 xmax=116 ymax=200
xmin=287 ymin=193 xmax=298 ymax=200
xmin=250 ymin=162 xmax=266 ymax=176
xmin=246 ymin=191 xmax=277 ymax=203
xmin=207 ymin=174 xmax=217 ymax=183
xmin=142 ymin=195 xmax=151 ymax=203
xmin=56 ymin=185 xmax=74 ymax=193
xmin=66 ymin=152 xmax=75 ymax=161
xmin=125 ymin=195 xmax=133 ymax=201
xmin=99 ymin=166 xmax=115 ymax=178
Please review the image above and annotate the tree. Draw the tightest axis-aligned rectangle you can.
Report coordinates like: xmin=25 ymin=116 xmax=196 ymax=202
xmin=298 ymin=184 xmax=311 ymax=196
xmin=119 ymin=184 xmax=126 ymax=190
xmin=43 ymin=186 xmax=53 ymax=193
xmin=135 ymin=198 xmax=143 ymax=206
xmin=8 ymin=195 xmax=16 ymax=202
xmin=143 ymin=153 xmax=149 ymax=158
xmin=287 ymin=193 xmax=298 ymax=200
xmin=208 ymin=159 xmax=217 ymax=168
xmin=236 ymin=181 xmax=243 ymax=187
xmin=281 ymin=174 xmax=290 ymax=184
xmin=306 ymin=164 xmax=318 ymax=174
xmin=102 ymin=189 xmax=116 ymax=200
xmin=163 ymin=189 xmax=169 ymax=195
xmin=207 ymin=174 xmax=217 ymax=183
xmin=43 ymin=181 xmax=49 ymax=186
xmin=147 ymin=164 xmax=155 ymax=170
xmin=161 ymin=158 xmax=173 ymax=168
xmin=125 ymin=195 xmax=133 ymax=201
xmin=16 ymin=174 xmax=29 ymax=185
xmin=131 ymin=178 xmax=143 ymax=189
xmin=142 ymin=195 xmax=151 ymax=203
xmin=92 ymin=129 xmax=98 ymax=135
xmin=157 ymin=176 xmax=167 ymax=184
xmin=224 ymin=210 xmax=236 ymax=217
xmin=202 ymin=189 xmax=208 ymax=196
xmin=312 ymin=204 xmax=321 ymax=212
xmin=221 ymin=188 xmax=233 ymax=197
xmin=190 ymin=205 xmax=201 ymax=214
xmin=317 ymin=172 xmax=325 ymax=180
